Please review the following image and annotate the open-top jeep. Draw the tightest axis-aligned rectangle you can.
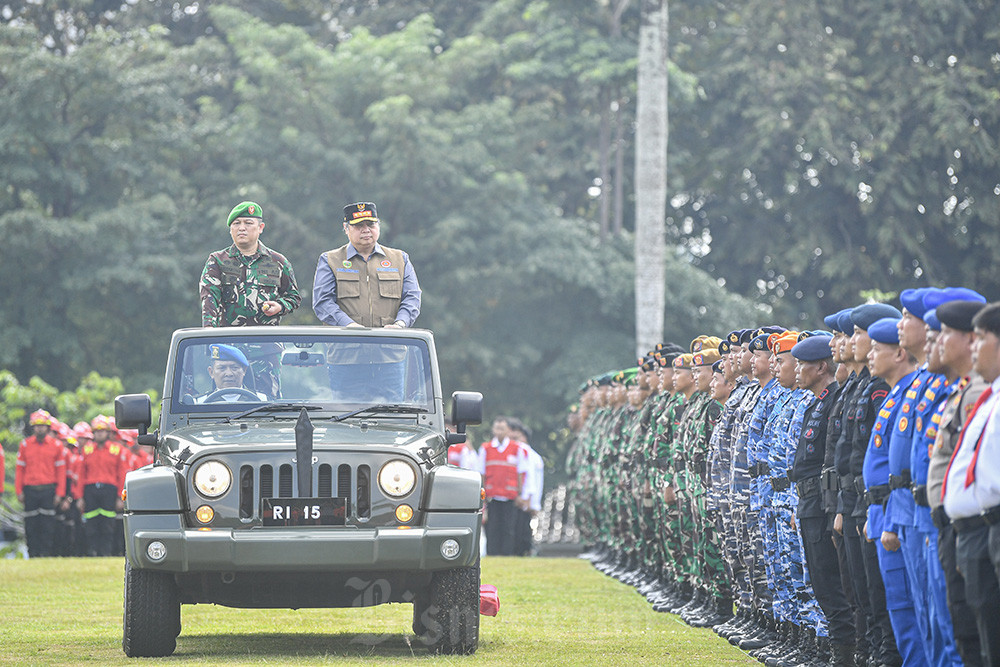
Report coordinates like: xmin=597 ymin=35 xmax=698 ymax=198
xmin=115 ymin=326 xmax=484 ymax=657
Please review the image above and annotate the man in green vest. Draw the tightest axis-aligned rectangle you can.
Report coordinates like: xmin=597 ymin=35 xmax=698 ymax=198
xmin=311 ymin=202 xmax=421 ymax=328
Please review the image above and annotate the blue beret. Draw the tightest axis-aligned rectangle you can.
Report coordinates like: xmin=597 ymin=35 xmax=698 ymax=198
xmin=851 ymin=303 xmax=902 ymax=331
xmin=748 ymin=334 xmax=771 ymax=353
xmin=936 ymin=300 xmax=986 ymax=332
xmin=718 ymin=339 xmax=731 ymax=355
xmin=823 ymin=311 xmax=843 ymax=330
xmin=868 ymin=317 xmax=902 ymax=345
xmin=923 ymin=308 xmax=941 ymax=332
xmin=791 ymin=336 xmax=833 ymax=361
xmin=736 ymin=329 xmax=755 ymax=345
xmin=923 ymin=287 xmax=986 ymax=310
xmin=900 ymin=288 xmax=935 ymax=319
xmin=712 ymin=360 xmax=724 ymax=374
xmin=798 ymin=330 xmax=833 ymax=342
xmin=760 ymin=325 xmax=786 ymax=335
xmin=836 ymin=310 xmax=855 ymax=335
xmin=210 ymin=344 xmax=249 ymax=367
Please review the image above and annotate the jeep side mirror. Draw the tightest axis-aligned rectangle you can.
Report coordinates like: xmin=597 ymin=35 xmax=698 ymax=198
xmin=448 ymin=391 xmax=483 ymax=445
xmin=115 ymin=394 xmax=152 ymax=436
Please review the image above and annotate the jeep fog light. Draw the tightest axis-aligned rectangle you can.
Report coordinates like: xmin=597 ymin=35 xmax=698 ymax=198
xmin=196 ymin=505 xmax=215 ymax=524
xmin=146 ymin=541 xmax=167 ymax=562
xmin=378 ymin=460 xmax=416 ymax=497
xmin=395 ymin=504 xmax=413 ymax=523
xmin=441 ymin=539 xmax=460 ymax=560
xmin=193 ymin=460 xmax=232 ymax=498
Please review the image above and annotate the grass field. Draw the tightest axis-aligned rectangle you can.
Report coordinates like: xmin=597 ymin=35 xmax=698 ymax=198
xmin=0 ymin=556 xmax=755 ymax=666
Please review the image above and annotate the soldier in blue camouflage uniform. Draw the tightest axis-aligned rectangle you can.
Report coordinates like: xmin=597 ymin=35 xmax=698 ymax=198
xmin=727 ymin=329 xmax=771 ymax=650
xmin=758 ymin=332 xmax=829 ymax=666
xmin=743 ymin=331 xmax=785 ymax=651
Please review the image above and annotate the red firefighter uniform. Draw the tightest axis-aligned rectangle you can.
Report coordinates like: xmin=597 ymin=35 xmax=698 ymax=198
xmin=74 ymin=440 xmax=128 ymax=499
xmin=16 ymin=412 xmax=67 ymax=557
xmin=76 ymin=436 xmax=129 ymax=556
xmin=15 ymin=432 xmax=67 ymax=498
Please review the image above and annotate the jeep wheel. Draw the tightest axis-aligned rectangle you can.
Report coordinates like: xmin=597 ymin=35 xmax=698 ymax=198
xmin=424 ymin=559 xmax=480 ymax=655
xmin=122 ymin=561 xmax=180 ymax=657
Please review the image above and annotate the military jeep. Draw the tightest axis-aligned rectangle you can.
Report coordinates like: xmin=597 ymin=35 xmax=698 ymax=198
xmin=115 ymin=326 xmax=484 ymax=657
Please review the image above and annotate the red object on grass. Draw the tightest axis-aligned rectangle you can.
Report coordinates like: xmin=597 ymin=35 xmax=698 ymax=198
xmin=479 ymin=584 xmax=499 ymax=616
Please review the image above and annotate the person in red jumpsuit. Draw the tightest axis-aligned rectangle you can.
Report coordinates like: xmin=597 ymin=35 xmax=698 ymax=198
xmin=74 ymin=415 xmax=128 ymax=556
xmin=15 ymin=410 xmax=67 ymax=557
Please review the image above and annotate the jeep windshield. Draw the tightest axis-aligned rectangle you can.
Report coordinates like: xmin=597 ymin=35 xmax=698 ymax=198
xmin=171 ymin=333 xmax=435 ymax=415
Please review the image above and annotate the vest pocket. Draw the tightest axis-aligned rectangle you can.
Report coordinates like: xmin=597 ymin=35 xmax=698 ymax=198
xmin=376 ymin=270 xmax=402 ymax=298
xmin=336 ymin=271 xmax=361 ymax=298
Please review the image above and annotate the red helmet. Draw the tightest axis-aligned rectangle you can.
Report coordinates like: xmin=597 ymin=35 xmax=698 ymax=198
xmin=73 ymin=421 xmax=94 ymax=440
xmin=29 ymin=409 xmax=53 ymax=426
xmin=91 ymin=415 xmax=113 ymax=432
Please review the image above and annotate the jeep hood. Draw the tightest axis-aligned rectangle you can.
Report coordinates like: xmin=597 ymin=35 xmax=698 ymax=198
xmin=159 ymin=420 xmax=444 ymax=463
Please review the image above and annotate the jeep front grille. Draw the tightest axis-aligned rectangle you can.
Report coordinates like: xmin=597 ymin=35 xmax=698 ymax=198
xmin=238 ymin=461 xmax=371 ymax=523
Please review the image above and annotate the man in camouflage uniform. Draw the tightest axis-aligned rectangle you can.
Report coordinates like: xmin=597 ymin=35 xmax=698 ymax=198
xmin=200 ymin=201 xmax=300 ymax=327
xmin=677 ymin=342 xmax=731 ymax=628
xmin=199 ymin=201 xmax=301 ymax=398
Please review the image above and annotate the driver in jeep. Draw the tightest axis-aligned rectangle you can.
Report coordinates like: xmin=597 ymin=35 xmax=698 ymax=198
xmin=196 ymin=344 xmax=266 ymax=403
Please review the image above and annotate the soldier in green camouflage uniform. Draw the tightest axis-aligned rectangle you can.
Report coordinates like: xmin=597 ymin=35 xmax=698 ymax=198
xmin=649 ymin=350 xmax=689 ymax=609
xmin=680 ymin=344 xmax=729 ymax=626
xmin=199 ymin=201 xmax=301 ymax=396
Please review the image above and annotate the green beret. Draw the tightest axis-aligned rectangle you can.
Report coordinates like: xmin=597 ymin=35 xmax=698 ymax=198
xmin=227 ymin=201 xmax=264 ymax=226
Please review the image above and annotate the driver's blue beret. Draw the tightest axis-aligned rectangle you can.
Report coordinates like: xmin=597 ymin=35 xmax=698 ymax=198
xmin=210 ymin=344 xmax=249 ymax=367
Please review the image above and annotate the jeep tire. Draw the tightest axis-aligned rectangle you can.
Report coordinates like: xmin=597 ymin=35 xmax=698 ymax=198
xmin=122 ymin=561 xmax=180 ymax=657
xmin=424 ymin=559 xmax=480 ymax=655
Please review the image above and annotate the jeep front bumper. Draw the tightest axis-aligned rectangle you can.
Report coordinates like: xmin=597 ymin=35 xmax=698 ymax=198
xmin=125 ymin=511 xmax=481 ymax=572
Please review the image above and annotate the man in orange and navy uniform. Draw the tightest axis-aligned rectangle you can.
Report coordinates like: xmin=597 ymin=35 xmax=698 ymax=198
xmin=477 ymin=417 xmax=528 ymax=556
xmin=75 ymin=415 xmax=128 ymax=556
xmin=15 ymin=409 xmax=67 ymax=557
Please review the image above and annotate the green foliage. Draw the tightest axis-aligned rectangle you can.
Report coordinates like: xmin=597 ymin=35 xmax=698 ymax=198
xmin=11 ymin=0 xmax=990 ymax=474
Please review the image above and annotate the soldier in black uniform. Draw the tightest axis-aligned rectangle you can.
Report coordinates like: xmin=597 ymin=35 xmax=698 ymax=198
xmin=790 ymin=334 xmax=855 ymax=665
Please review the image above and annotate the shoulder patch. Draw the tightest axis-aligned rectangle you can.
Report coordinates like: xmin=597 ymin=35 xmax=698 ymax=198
xmin=818 ymin=388 xmax=829 ymax=400
xmin=871 ymin=389 xmax=888 ymax=403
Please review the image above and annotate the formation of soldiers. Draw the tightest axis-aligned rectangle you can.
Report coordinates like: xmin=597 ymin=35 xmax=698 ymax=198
xmin=567 ymin=288 xmax=1000 ymax=667
xmin=8 ymin=409 xmax=153 ymax=558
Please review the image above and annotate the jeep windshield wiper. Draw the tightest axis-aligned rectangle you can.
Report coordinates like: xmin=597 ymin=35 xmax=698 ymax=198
xmin=224 ymin=403 xmax=323 ymax=423
xmin=331 ymin=404 xmax=428 ymax=423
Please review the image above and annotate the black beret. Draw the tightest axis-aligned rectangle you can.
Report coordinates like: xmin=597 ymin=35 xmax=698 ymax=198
xmin=936 ymin=300 xmax=986 ymax=333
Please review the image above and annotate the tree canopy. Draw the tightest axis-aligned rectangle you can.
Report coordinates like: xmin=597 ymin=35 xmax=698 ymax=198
xmin=2 ymin=0 xmax=996 ymax=471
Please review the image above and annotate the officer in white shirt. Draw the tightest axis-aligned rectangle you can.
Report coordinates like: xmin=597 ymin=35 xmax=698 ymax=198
xmin=942 ymin=301 xmax=1000 ymax=664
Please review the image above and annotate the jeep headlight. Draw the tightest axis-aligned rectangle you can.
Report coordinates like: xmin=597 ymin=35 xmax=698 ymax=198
xmin=378 ymin=460 xmax=416 ymax=498
xmin=193 ymin=460 xmax=232 ymax=498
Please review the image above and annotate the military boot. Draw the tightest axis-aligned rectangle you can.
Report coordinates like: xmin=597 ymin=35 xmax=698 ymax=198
xmin=738 ymin=611 xmax=777 ymax=651
xmin=828 ymin=641 xmax=855 ymax=667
